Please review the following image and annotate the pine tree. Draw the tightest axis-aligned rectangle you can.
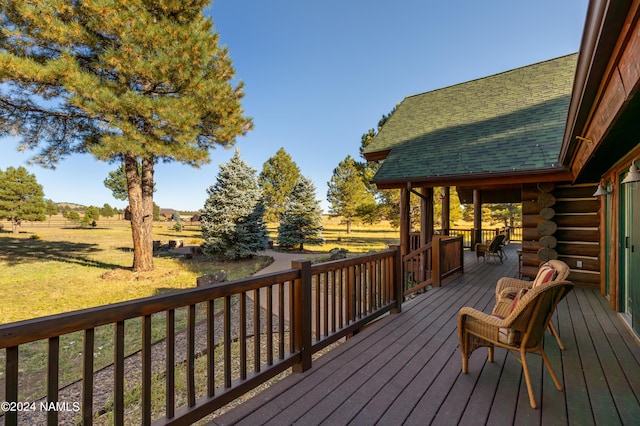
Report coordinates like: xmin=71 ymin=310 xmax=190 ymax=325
xmin=278 ymin=177 xmax=324 ymax=250
xmin=0 ymin=1 xmax=251 ymax=271
xmin=0 ymin=166 xmax=46 ymax=233
xmin=258 ymin=148 xmax=301 ymax=223
xmin=327 ymin=155 xmax=376 ymax=233
xmin=201 ymin=151 xmax=268 ymax=260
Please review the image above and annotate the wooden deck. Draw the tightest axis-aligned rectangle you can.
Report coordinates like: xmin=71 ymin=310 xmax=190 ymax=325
xmin=211 ymin=245 xmax=640 ymax=426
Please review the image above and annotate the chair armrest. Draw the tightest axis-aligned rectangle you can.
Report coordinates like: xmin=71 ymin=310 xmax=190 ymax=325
xmin=459 ymin=307 xmax=507 ymax=327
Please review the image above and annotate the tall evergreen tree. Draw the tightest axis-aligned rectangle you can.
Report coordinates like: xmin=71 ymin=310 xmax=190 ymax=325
xmin=486 ymin=203 xmax=521 ymax=227
xmin=357 ymin=109 xmax=397 ymax=223
xmin=278 ymin=176 xmax=324 ymax=250
xmin=103 ymin=164 xmax=130 ymax=201
xmin=0 ymin=166 xmax=46 ymax=233
xmin=327 ymin=155 xmax=376 ymax=233
xmin=0 ymin=1 xmax=251 ymax=271
xmin=44 ymin=199 xmax=59 ymax=217
xmin=201 ymin=151 xmax=268 ymax=260
xmin=100 ymin=203 xmax=116 ymax=218
xmin=258 ymin=148 xmax=301 ymax=223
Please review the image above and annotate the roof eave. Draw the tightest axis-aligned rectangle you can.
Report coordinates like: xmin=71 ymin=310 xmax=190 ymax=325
xmin=371 ymin=167 xmax=574 ymax=190
xmin=560 ymin=0 xmax=634 ymax=166
xmin=363 ymin=150 xmax=390 ymax=162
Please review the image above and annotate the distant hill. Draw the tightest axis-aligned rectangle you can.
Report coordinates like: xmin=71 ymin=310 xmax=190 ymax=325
xmin=56 ymin=202 xmax=86 ymax=210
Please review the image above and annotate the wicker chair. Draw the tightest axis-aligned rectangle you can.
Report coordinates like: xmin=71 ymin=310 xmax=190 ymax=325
xmin=495 ymin=260 xmax=570 ymax=350
xmin=458 ymin=280 xmax=574 ymax=409
xmin=475 ymin=234 xmax=506 ymax=263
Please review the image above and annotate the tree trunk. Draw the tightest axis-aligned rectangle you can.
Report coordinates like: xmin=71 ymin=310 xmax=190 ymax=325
xmin=346 ymin=219 xmax=352 ymax=234
xmin=125 ymin=155 xmax=155 ymax=272
xmin=11 ymin=218 xmax=20 ymax=234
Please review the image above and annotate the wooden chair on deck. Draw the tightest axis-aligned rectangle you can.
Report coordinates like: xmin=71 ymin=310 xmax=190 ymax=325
xmin=495 ymin=260 xmax=570 ymax=350
xmin=458 ymin=280 xmax=574 ymax=409
xmin=475 ymin=234 xmax=506 ymax=263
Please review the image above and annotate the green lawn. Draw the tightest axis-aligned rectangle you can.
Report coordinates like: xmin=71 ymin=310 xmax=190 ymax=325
xmin=267 ymin=216 xmax=400 ymax=253
xmin=0 ymin=219 xmax=270 ymax=324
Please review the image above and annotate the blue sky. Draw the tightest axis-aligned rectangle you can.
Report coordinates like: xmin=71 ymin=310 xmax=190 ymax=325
xmin=0 ymin=0 xmax=588 ymax=212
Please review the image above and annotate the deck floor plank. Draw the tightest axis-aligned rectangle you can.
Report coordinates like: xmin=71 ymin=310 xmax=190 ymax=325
xmin=210 ymin=245 xmax=640 ymax=426
xmin=569 ymin=290 xmax=621 ymax=425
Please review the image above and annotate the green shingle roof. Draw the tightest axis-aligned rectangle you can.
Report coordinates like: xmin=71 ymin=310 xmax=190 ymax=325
xmin=366 ymin=54 xmax=577 ymax=184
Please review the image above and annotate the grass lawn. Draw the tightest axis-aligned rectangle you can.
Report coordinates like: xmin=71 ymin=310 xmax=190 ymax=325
xmin=268 ymin=215 xmax=400 ymax=254
xmin=0 ymin=219 xmax=270 ymax=324
xmin=1 ymin=215 xmax=402 ymax=324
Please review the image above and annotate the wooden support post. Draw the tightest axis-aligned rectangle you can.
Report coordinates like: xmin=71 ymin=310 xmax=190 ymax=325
xmin=421 ymin=187 xmax=434 ymax=281
xmin=400 ymin=187 xmax=411 ymax=256
xmin=291 ymin=260 xmax=312 ymax=372
xmin=441 ymin=186 xmax=450 ymax=236
xmin=472 ymin=189 xmax=482 ymax=250
xmin=420 ymin=187 xmax=434 ymax=245
xmin=432 ymin=236 xmax=442 ymax=287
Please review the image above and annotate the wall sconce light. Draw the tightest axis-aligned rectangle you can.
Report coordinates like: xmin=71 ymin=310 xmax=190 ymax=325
xmin=593 ymin=181 xmax=612 ymax=197
xmin=621 ymin=159 xmax=640 ymax=187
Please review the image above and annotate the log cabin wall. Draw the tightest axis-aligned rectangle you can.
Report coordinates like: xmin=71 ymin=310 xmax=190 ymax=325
xmin=521 ymin=182 xmax=600 ymax=288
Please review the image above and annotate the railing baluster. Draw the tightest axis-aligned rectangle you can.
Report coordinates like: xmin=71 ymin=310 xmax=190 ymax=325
xmin=315 ymin=273 xmax=320 ymax=340
xmin=289 ymin=280 xmax=295 ymax=354
xmin=267 ymin=285 xmax=273 ymax=366
xmin=224 ymin=295 xmax=232 ymax=388
xmin=206 ymin=300 xmax=215 ymax=398
xmin=279 ymin=282 xmax=285 ymax=359
xmin=356 ymin=264 xmax=362 ymax=318
xmin=323 ymin=271 xmax=329 ymax=338
xmin=47 ymin=336 xmax=59 ymax=426
xmin=239 ymin=293 xmax=247 ymax=380
xmin=330 ymin=271 xmax=340 ymax=333
xmin=336 ymin=268 xmax=345 ymax=328
xmin=142 ymin=315 xmax=151 ymax=426
xmin=367 ymin=261 xmax=373 ymax=314
xmin=187 ymin=304 xmax=196 ymax=407
xmin=5 ymin=346 xmax=18 ymax=426
xmin=114 ymin=321 xmax=125 ymax=425
xmin=254 ymin=289 xmax=261 ymax=373
xmin=83 ymin=328 xmax=94 ymax=426
xmin=165 ymin=311 xmax=175 ymax=418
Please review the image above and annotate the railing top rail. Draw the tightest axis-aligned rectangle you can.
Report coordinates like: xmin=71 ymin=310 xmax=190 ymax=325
xmin=0 ymin=268 xmax=300 ymax=349
xmin=310 ymin=248 xmax=396 ymax=274
xmin=403 ymin=242 xmax=433 ymax=261
xmin=439 ymin=235 xmax=463 ymax=244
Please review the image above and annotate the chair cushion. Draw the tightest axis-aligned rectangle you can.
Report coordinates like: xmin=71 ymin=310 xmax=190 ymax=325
xmin=532 ymin=265 xmax=557 ymax=288
xmin=509 ymin=288 xmax=528 ymax=313
xmin=498 ymin=327 xmax=522 ymax=345
xmin=491 ymin=313 xmax=522 ymax=345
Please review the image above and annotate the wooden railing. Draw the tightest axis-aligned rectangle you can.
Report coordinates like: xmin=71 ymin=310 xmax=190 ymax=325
xmin=0 ymin=249 xmax=400 ymax=425
xmin=414 ymin=227 xmax=523 ymax=250
xmin=402 ymin=235 xmax=464 ymax=296
xmin=402 ymin=241 xmax=433 ymax=295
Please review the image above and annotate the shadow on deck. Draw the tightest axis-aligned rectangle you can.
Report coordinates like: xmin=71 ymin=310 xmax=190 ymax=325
xmin=211 ymin=245 xmax=640 ymax=425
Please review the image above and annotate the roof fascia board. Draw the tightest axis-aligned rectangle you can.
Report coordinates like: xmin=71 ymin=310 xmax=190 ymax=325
xmin=372 ymin=168 xmax=574 ymax=190
xmin=561 ymin=0 xmax=634 ymax=165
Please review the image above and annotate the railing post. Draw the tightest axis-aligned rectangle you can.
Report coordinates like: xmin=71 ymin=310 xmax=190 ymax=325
xmin=432 ymin=236 xmax=442 ymax=287
xmin=390 ymin=245 xmax=403 ymax=313
xmin=459 ymin=236 xmax=465 ymax=274
xmin=291 ymin=260 xmax=312 ymax=372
